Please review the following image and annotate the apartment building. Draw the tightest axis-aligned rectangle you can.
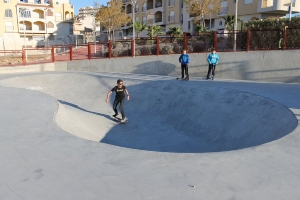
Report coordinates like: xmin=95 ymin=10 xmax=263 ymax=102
xmin=98 ymin=0 xmax=299 ymax=40
xmin=73 ymin=6 xmax=101 ymax=43
xmin=0 ymin=0 xmax=74 ymax=50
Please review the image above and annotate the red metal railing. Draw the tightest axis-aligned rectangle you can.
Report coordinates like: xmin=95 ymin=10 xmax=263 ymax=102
xmin=0 ymin=50 xmax=25 ymax=66
xmin=1 ymin=27 xmax=300 ymax=67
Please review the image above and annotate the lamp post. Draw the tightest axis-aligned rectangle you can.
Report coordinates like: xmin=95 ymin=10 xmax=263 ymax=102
xmin=289 ymin=0 xmax=293 ymax=21
xmin=131 ymin=0 xmax=137 ymax=56
xmin=233 ymin=0 xmax=238 ymax=51
xmin=91 ymin=11 xmax=97 ymax=54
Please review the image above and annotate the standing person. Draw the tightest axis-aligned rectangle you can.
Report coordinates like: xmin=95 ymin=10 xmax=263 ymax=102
xmin=179 ymin=49 xmax=190 ymax=80
xmin=105 ymin=79 xmax=130 ymax=122
xmin=206 ymin=49 xmax=220 ymax=80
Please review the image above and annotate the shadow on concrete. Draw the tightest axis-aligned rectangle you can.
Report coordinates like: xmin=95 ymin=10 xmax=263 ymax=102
xmin=132 ymin=61 xmax=176 ymax=75
xmin=98 ymin=79 xmax=298 ymax=153
xmin=58 ymin=99 xmax=115 ymax=122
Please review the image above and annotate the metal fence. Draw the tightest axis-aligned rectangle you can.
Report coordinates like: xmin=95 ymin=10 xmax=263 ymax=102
xmin=0 ymin=50 xmax=24 ymax=66
xmin=2 ymin=27 xmax=300 ymax=66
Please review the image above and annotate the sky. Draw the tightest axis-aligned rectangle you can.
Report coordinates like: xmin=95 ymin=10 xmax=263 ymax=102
xmin=70 ymin=0 xmax=107 ymax=14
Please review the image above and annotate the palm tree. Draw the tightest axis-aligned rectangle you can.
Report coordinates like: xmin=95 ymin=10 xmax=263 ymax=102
xmin=147 ymin=25 xmax=164 ymax=38
xmin=129 ymin=21 xmax=148 ymax=38
xmin=223 ymin=14 xmax=235 ymax=30
xmin=166 ymin=26 xmax=183 ymax=43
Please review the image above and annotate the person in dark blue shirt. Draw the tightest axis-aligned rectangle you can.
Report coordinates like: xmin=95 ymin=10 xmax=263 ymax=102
xmin=179 ymin=50 xmax=190 ymax=79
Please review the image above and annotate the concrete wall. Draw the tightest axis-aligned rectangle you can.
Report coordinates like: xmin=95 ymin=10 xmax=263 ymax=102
xmin=0 ymin=63 xmax=55 ymax=74
xmin=61 ymin=50 xmax=300 ymax=83
xmin=0 ymin=50 xmax=299 ymax=84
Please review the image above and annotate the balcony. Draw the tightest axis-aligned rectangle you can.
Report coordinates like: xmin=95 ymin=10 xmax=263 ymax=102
xmin=126 ymin=5 xmax=132 ymax=14
xmin=156 ymin=17 xmax=162 ymax=23
xmin=147 ymin=0 xmax=153 ymax=10
xmin=19 ymin=0 xmax=50 ymax=5
xmin=155 ymin=1 xmax=162 ymax=8
xmin=257 ymin=0 xmax=300 ymax=14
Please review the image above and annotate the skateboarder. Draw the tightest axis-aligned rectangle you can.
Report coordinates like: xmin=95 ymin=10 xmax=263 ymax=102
xmin=179 ymin=50 xmax=190 ymax=80
xmin=105 ymin=79 xmax=130 ymax=122
xmin=206 ymin=49 xmax=219 ymax=80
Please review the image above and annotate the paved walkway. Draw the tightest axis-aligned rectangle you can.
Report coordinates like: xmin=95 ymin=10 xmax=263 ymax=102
xmin=0 ymin=72 xmax=299 ymax=200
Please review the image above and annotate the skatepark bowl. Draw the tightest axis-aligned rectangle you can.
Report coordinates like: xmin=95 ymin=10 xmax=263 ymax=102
xmin=0 ymin=73 xmax=297 ymax=153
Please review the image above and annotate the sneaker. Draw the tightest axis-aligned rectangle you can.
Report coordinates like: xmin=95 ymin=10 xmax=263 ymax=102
xmin=113 ymin=114 xmax=118 ymax=118
xmin=212 ymin=76 xmax=214 ymax=80
xmin=206 ymin=77 xmax=210 ymax=80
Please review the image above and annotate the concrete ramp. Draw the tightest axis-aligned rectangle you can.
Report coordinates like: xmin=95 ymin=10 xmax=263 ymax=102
xmin=0 ymin=73 xmax=297 ymax=153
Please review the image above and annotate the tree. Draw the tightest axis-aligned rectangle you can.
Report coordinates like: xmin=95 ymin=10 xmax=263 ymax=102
xmin=95 ymin=0 xmax=131 ymax=40
xmin=147 ymin=25 xmax=164 ymax=38
xmin=166 ymin=26 xmax=183 ymax=42
xmin=129 ymin=21 xmax=148 ymax=38
xmin=223 ymin=14 xmax=235 ymax=30
xmin=183 ymin=0 xmax=222 ymax=29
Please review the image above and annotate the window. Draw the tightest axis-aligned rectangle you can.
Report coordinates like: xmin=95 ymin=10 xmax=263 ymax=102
xmin=56 ymin=12 xmax=62 ymax=21
xmin=46 ymin=9 xmax=53 ymax=16
xmin=188 ymin=21 xmax=191 ymax=29
xmin=5 ymin=21 xmax=13 ymax=32
xmin=244 ymin=0 xmax=253 ymax=4
xmin=180 ymin=14 xmax=183 ymax=24
xmin=142 ymin=3 xmax=146 ymax=12
xmin=168 ymin=0 xmax=174 ymax=6
xmin=135 ymin=16 xmax=139 ymax=22
xmin=142 ymin=16 xmax=147 ymax=24
xmin=168 ymin=11 xmax=174 ymax=22
xmin=5 ymin=9 xmax=12 ymax=18
xmin=4 ymin=0 xmax=11 ymax=3
xmin=135 ymin=5 xmax=138 ymax=13
xmin=47 ymin=21 xmax=54 ymax=28
xmin=219 ymin=21 xmax=223 ymax=26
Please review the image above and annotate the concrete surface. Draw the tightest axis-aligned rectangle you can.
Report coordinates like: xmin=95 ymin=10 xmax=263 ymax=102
xmin=0 ymin=72 xmax=300 ymax=200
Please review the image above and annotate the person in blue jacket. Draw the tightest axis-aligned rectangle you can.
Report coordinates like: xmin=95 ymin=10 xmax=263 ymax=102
xmin=179 ymin=50 xmax=190 ymax=79
xmin=206 ymin=49 xmax=219 ymax=80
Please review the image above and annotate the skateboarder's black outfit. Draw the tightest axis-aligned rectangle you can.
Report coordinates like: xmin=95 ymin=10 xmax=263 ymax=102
xmin=111 ymin=85 xmax=127 ymax=119
xmin=106 ymin=79 xmax=130 ymax=121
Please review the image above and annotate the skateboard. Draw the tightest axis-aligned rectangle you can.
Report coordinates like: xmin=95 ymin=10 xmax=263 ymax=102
xmin=112 ymin=116 xmax=127 ymax=124
xmin=206 ymin=76 xmax=214 ymax=80
xmin=176 ymin=75 xmax=189 ymax=81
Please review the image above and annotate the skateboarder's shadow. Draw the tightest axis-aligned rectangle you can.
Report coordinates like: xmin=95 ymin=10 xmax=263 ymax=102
xmin=58 ymin=100 xmax=113 ymax=121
